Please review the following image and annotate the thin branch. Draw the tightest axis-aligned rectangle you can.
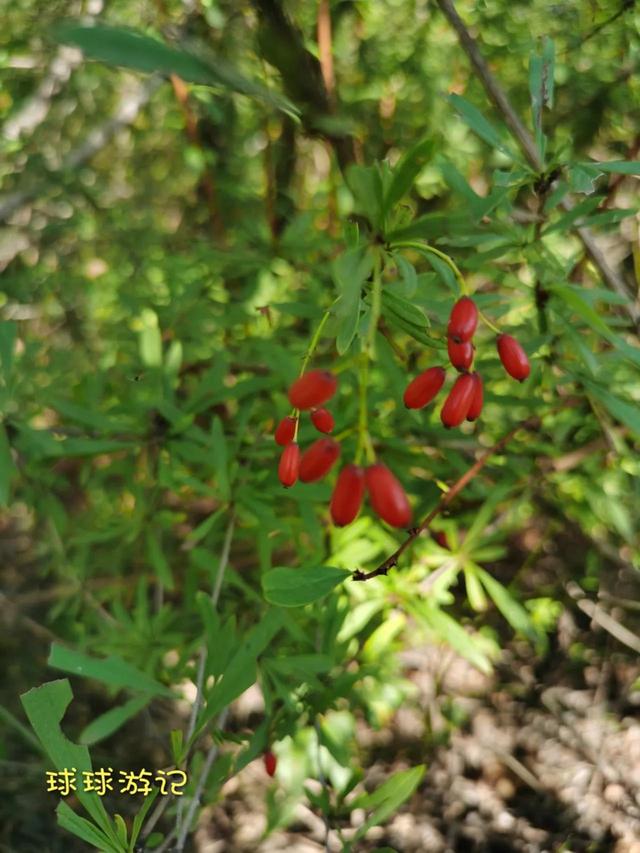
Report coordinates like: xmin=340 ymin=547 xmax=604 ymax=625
xmin=566 ymin=581 xmax=640 ymax=655
xmin=317 ymin=0 xmax=336 ymax=106
xmin=435 ymin=0 xmax=640 ymax=325
xmin=352 ymin=417 xmax=539 ymax=582
xmin=174 ymin=708 xmax=230 ymax=852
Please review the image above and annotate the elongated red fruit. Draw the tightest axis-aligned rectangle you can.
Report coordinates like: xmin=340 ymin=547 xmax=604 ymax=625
xmin=365 ymin=463 xmax=412 ymax=528
xmin=310 ymin=408 xmax=335 ymax=434
xmin=441 ymin=373 xmax=475 ymax=428
xmin=466 ymin=373 xmax=483 ymax=422
xmin=299 ymin=438 xmax=340 ymax=483
xmin=447 ymin=337 xmax=474 ymax=371
xmin=264 ymin=750 xmax=277 ymax=777
xmin=278 ymin=443 xmax=300 ymax=487
xmin=432 ymin=530 xmax=450 ymax=550
xmin=330 ymin=464 xmax=365 ymax=526
xmin=274 ymin=416 xmax=297 ymax=446
xmin=447 ymin=297 xmax=478 ymax=343
xmin=403 ymin=366 xmax=446 ymax=409
xmin=288 ymin=370 xmax=337 ymax=410
xmin=496 ymin=334 xmax=530 ymax=381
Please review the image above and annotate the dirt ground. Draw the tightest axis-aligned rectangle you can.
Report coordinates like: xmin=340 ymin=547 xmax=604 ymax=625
xmin=3 ymin=508 xmax=640 ymax=853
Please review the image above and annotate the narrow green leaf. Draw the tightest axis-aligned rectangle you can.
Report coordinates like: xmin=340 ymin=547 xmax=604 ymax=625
xmin=543 ymin=195 xmax=602 ymax=233
xmin=578 ymin=160 xmax=640 ymax=176
xmin=384 ymin=137 xmax=434 ymax=212
xmin=79 ymin=695 xmax=151 ymax=746
xmin=346 ymin=164 xmax=385 ymax=230
xmin=584 ymin=381 xmax=640 ymax=436
xmin=332 ymin=247 xmax=372 ymax=355
xmin=129 ymin=789 xmax=160 ymax=849
xmin=352 ymin=765 xmax=425 ymax=840
xmin=198 ymin=609 xmax=284 ymax=730
xmin=146 ymin=531 xmax=174 ymax=590
xmin=210 ymin=416 xmax=230 ymax=500
xmin=138 ymin=308 xmax=162 ymax=368
xmin=56 ymin=801 xmax=119 ymax=852
xmin=552 ymin=284 xmax=614 ymax=340
xmin=447 ymin=94 xmax=516 ymax=159
xmin=55 ymin=24 xmax=298 ymax=116
xmin=0 ymin=424 xmax=16 ymax=506
xmin=476 ymin=568 xmax=534 ymax=638
xmin=48 ymin=645 xmax=173 ymax=697
xmin=464 ymin=565 xmax=488 ymax=612
xmin=262 ymin=566 xmax=351 ymax=607
xmin=0 ymin=321 xmax=16 ymax=379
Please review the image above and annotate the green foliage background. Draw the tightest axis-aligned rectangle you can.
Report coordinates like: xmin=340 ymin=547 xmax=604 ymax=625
xmin=1 ymin=0 xmax=639 ymax=849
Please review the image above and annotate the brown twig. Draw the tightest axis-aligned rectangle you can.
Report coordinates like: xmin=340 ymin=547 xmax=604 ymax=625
xmin=169 ymin=74 xmax=224 ymax=242
xmin=317 ymin=0 xmax=336 ymax=106
xmin=352 ymin=417 xmax=539 ymax=582
xmin=435 ymin=0 xmax=640 ymax=325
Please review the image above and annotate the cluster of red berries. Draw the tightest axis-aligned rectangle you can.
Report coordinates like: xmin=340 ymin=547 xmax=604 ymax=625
xmin=274 ymin=299 xmax=529 ymax=529
xmin=274 ymin=370 xmax=412 ymax=528
xmin=404 ymin=297 xmax=530 ymax=427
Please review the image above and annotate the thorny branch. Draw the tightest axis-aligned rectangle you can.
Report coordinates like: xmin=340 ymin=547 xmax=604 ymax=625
xmin=352 ymin=417 xmax=540 ymax=582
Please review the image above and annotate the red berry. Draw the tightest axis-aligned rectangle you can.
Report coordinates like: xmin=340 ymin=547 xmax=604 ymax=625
xmin=310 ymin=408 xmax=335 ymax=434
xmin=299 ymin=438 xmax=340 ymax=483
xmin=278 ymin=443 xmax=300 ymax=488
xmin=447 ymin=297 xmax=478 ymax=343
xmin=274 ymin=416 xmax=297 ymax=446
xmin=432 ymin=530 xmax=450 ymax=550
xmin=403 ymin=366 xmax=446 ymax=409
xmin=330 ymin=464 xmax=365 ymax=526
xmin=264 ymin=750 xmax=277 ymax=777
xmin=447 ymin=337 xmax=474 ymax=371
xmin=466 ymin=372 xmax=483 ymax=422
xmin=288 ymin=370 xmax=337 ymax=410
xmin=496 ymin=334 xmax=530 ymax=382
xmin=365 ymin=463 xmax=412 ymax=528
xmin=440 ymin=373 xmax=475 ymax=428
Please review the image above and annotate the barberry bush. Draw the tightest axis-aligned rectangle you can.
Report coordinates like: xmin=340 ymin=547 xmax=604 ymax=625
xmin=1 ymin=0 xmax=639 ymax=850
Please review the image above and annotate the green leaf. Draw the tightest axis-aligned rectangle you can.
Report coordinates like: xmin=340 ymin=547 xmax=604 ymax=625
xmin=262 ymin=566 xmax=351 ymax=607
xmin=529 ymin=37 xmax=554 ymax=159
xmin=55 ymin=24 xmax=298 ymax=116
xmin=138 ymin=308 xmax=162 ymax=368
xmin=0 ymin=321 xmax=16 ymax=379
xmin=210 ymin=416 xmax=230 ymax=500
xmin=0 ymin=424 xmax=15 ymax=506
xmin=79 ymin=695 xmax=151 ymax=746
xmin=384 ymin=137 xmax=434 ymax=212
xmin=552 ymin=284 xmax=614 ymax=340
xmin=577 ymin=160 xmax=640 ymax=176
xmin=129 ymin=789 xmax=160 ymax=850
xmin=56 ymin=801 xmax=120 ymax=852
xmin=476 ymin=568 xmax=534 ymax=638
xmin=332 ymin=247 xmax=372 ymax=355
xmin=423 ymin=606 xmax=492 ymax=674
xmin=21 ymin=680 xmax=118 ymax=844
xmin=197 ymin=609 xmax=284 ymax=730
xmin=346 ymin=164 xmax=385 ymax=230
xmin=447 ymin=94 xmax=516 ymax=160
xmin=567 ymin=164 xmax=602 ymax=195
xmin=145 ymin=530 xmax=174 ymax=590
xmin=584 ymin=381 xmax=640 ymax=436
xmin=464 ymin=564 xmax=488 ymax=612
xmin=351 ymin=765 xmax=425 ymax=840
xmin=48 ymin=645 xmax=173 ymax=697
xmin=543 ymin=195 xmax=602 ymax=233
